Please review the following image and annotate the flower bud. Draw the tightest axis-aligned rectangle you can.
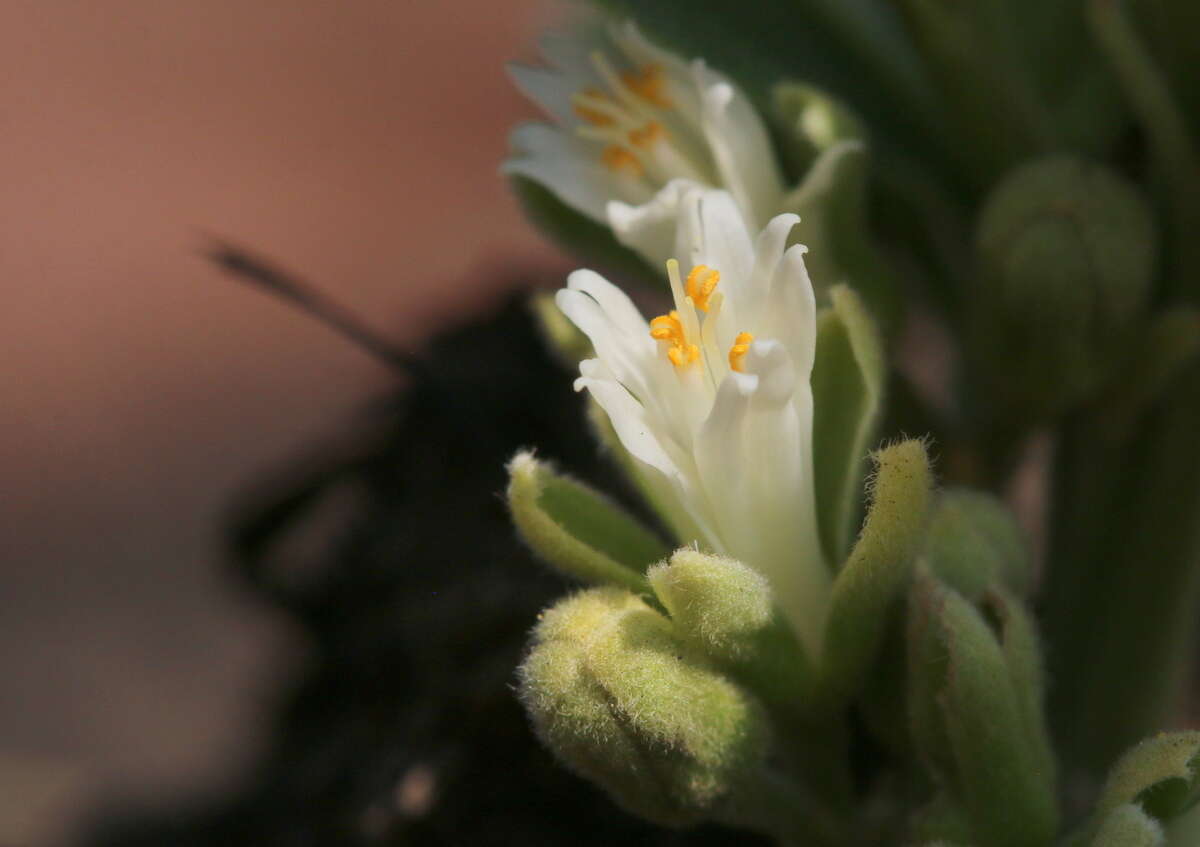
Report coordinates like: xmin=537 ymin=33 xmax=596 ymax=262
xmin=1096 ymin=732 xmax=1200 ymax=825
xmin=973 ymin=155 xmax=1157 ymax=422
xmin=906 ymin=573 xmax=1058 ymax=847
xmin=648 ymin=549 xmax=814 ymax=708
xmin=518 ymin=587 xmax=771 ymax=827
xmin=1091 ymin=804 xmax=1165 ymax=847
xmin=924 ymin=488 xmax=1031 ymax=600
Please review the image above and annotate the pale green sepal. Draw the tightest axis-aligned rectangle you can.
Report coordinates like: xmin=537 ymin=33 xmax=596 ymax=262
xmin=1097 ymin=732 xmax=1200 ymax=823
xmin=938 ymin=587 xmax=1058 ymax=847
xmin=816 ymin=439 xmax=933 ymax=712
xmin=529 ymin=291 xmax=592 ymax=368
xmin=778 ymin=141 xmax=902 ymax=334
xmin=811 ymin=284 xmax=887 ymax=563
xmin=506 ymin=451 xmax=667 ymax=593
xmin=924 ymin=488 xmax=1031 ymax=600
xmin=1092 ymin=804 xmax=1165 ymax=847
xmin=771 ymin=81 xmax=867 ymax=174
xmin=518 ymin=587 xmax=771 ymax=828
xmin=648 ymin=549 xmax=815 ymax=708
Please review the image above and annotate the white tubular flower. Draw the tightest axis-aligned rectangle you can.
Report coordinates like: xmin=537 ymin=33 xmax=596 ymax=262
xmin=505 ymin=21 xmax=786 ymax=244
xmin=555 ymin=187 xmax=830 ymax=653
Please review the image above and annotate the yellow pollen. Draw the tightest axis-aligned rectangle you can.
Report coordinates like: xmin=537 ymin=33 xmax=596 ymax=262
xmin=685 ymin=265 xmax=721 ymax=312
xmin=601 ymin=145 xmax=643 ymax=176
xmin=728 ymin=332 xmax=755 ymax=372
xmin=650 ymin=311 xmax=700 ymax=368
xmin=628 ymin=120 xmax=665 ymax=148
xmin=621 ymin=64 xmax=671 ymax=108
xmin=572 ymin=88 xmax=616 ymax=126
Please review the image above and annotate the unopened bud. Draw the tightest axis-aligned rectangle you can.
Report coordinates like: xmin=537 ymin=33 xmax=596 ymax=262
xmin=518 ymin=588 xmax=770 ymax=827
xmin=973 ymin=155 xmax=1157 ymax=421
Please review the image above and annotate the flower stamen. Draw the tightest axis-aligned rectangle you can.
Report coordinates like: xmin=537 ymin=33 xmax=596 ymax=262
xmin=601 ymin=146 xmax=643 ymax=176
xmin=650 ymin=311 xmax=700 ymax=368
xmin=728 ymin=332 xmax=755 ymax=372
xmin=628 ymin=121 xmax=665 ymax=149
xmin=620 ymin=64 xmax=671 ymax=108
xmin=685 ymin=265 xmax=720 ymax=312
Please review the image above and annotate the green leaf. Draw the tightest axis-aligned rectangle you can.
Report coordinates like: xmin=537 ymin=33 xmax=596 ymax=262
xmin=509 ymin=175 xmax=657 ymax=285
xmin=938 ymin=587 xmax=1058 ymax=847
xmin=1091 ymin=804 xmax=1164 ymax=847
xmin=1097 ymin=732 xmax=1200 ymax=823
xmin=811 ymin=285 xmax=887 ymax=563
xmin=924 ymin=488 xmax=1032 ymax=600
xmin=506 ymin=451 xmax=667 ymax=593
xmin=816 ymin=438 xmax=933 ymax=711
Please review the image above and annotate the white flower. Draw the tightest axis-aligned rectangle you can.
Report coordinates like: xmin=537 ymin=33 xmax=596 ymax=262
xmin=555 ymin=186 xmax=830 ymax=653
xmin=505 ymin=21 xmax=786 ymax=249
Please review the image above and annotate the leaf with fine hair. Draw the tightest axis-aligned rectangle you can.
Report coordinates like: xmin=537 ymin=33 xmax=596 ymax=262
xmin=816 ymin=438 xmax=933 ymax=711
xmin=506 ymin=451 xmax=666 ymax=593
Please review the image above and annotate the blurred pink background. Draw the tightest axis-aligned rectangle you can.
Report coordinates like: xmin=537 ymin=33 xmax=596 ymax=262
xmin=0 ymin=1 xmax=562 ymax=841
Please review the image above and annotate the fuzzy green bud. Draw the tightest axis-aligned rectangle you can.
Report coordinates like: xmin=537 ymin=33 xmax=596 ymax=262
xmin=973 ymin=155 xmax=1157 ymax=422
xmin=1097 ymin=732 xmax=1200 ymax=824
xmin=907 ymin=573 xmax=1058 ymax=847
xmin=648 ymin=549 xmax=814 ymax=709
xmin=1092 ymin=805 xmax=1165 ymax=847
xmin=924 ymin=488 xmax=1032 ymax=600
xmin=518 ymin=587 xmax=771 ymax=828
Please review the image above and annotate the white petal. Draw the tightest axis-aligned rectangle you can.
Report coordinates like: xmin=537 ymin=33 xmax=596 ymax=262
xmin=507 ymin=63 xmax=579 ymax=126
xmin=763 ymin=244 xmax=818 ymax=378
xmin=739 ymin=213 xmax=800 ymax=330
xmin=575 ymin=371 xmax=679 ymax=481
xmin=503 ymin=123 xmax=619 ymax=223
xmin=607 ymin=179 xmax=696 ymax=269
xmin=675 ymin=188 xmax=754 ymax=304
xmin=608 ymin=21 xmax=702 ymax=121
xmin=566 ymin=268 xmax=650 ymax=338
xmin=693 ymin=61 xmax=785 ymax=230
xmin=556 ymin=287 xmax=655 ymax=399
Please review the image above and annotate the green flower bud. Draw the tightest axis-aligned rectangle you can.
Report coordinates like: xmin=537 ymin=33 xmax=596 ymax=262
xmin=924 ymin=488 xmax=1031 ymax=600
xmin=506 ymin=451 xmax=667 ymax=594
xmin=973 ymin=155 xmax=1157 ymax=422
xmin=518 ymin=587 xmax=771 ymax=828
xmin=1096 ymin=732 xmax=1200 ymax=824
xmin=906 ymin=572 xmax=1058 ymax=847
xmin=772 ymin=81 xmax=867 ymax=174
xmin=1092 ymin=805 xmax=1165 ymax=847
xmin=647 ymin=550 xmax=773 ymax=663
xmin=647 ymin=549 xmax=814 ymax=708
